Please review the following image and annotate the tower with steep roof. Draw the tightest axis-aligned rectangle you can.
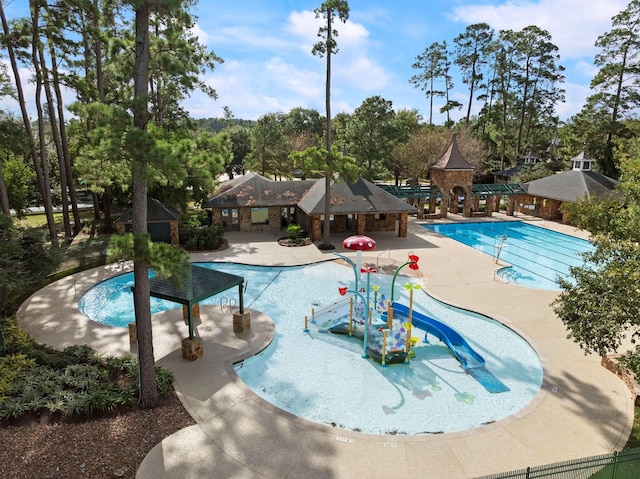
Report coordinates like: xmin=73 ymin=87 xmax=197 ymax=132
xmin=429 ymin=134 xmax=475 ymax=218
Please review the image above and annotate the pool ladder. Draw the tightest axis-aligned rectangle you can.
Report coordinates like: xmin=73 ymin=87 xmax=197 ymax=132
xmin=494 ymin=235 xmax=508 ymax=263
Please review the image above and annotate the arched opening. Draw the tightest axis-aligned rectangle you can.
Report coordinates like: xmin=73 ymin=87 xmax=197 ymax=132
xmin=451 ymin=185 xmax=467 ymax=215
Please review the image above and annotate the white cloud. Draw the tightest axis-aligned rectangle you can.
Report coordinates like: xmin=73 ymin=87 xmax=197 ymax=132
xmin=198 ymin=58 xmax=323 ymax=120
xmin=285 ymin=9 xmax=390 ymax=105
xmin=556 ymin=82 xmax=592 ymax=121
xmin=286 ymin=10 xmax=369 ymax=48
xmin=451 ymin=0 xmax=628 ymax=60
xmin=264 ymin=57 xmax=323 ymax=98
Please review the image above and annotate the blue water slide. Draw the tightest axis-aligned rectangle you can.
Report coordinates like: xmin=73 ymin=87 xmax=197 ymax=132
xmin=390 ymin=302 xmax=485 ymax=369
xmin=389 ymin=302 xmax=509 ymax=394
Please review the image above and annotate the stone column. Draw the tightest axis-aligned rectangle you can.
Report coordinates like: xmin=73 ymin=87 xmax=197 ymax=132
xmin=398 ymin=213 xmax=408 ymax=237
xmin=485 ymin=196 xmax=494 ymax=217
xmin=233 ymin=311 xmax=251 ymax=333
xmin=416 ymin=197 xmax=424 ymax=219
xmin=357 ymin=214 xmax=367 ymax=235
xmin=429 ymin=196 xmax=437 ymax=214
xmin=440 ymin=194 xmax=449 ymax=218
xmin=181 ymin=337 xmax=203 ymax=361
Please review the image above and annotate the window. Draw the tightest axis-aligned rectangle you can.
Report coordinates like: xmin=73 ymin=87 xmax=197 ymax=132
xmin=251 ymin=208 xmax=269 ymax=225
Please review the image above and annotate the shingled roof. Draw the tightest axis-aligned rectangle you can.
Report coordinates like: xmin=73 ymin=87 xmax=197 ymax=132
xmin=116 ymin=197 xmax=180 ymax=223
xmin=525 ymin=170 xmax=619 ymax=203
xmin=297 ymin=177 xmax=416 ymax=215
xmin=431 ymin=133 xmax=475 ymax=170
xmin=203 ymin=172 xmax=315 ymax=208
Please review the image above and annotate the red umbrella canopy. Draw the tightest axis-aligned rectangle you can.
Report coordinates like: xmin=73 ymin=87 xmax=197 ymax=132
xmin=342 ymin=235 xmax=376 ymax=251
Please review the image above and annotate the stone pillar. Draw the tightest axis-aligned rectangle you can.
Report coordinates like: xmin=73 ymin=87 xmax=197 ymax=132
xmin=181 ymin=337 xmax=203 ymax=361
xmin=357 ymin=214 xmax=367 ymax=235
xmin=462 ymin=197 xmax=471 ymax=218
xmin=493 ymin=195 xmax=501 ymax=212
xmin=506 ymin=197 xmax=515 ymax=216
xmin=440 ymin=194 xmax=449 ymax=218
xmin=485 ymin=196 xmax=494 ymax=217
xmin=429 ymin=197 xmax=437 ymax=214
xmin=398 ymin=213 xmax=408 ymax=237
xmin=311 ymin=216 xmax=322 ymax=241
xmin=416 ymin=197 xmax=424 ymax=219
xmin=233 ymin=311 xmax=251 ymax=333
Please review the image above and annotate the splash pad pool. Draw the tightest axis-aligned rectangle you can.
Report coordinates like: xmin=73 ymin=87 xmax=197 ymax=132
xmin=78 ymin=261 xmax=543 ymax=435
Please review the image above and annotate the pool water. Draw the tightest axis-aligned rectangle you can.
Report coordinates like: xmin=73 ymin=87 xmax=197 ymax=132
xmin=78 ymin=261 xmax=543 ymax=435
xmin=422 ymin=221 xmax=594 ymax=290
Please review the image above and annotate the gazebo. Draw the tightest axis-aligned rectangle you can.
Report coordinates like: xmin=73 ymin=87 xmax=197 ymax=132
xmin=142 ymin=264 xmax=248 ymax=361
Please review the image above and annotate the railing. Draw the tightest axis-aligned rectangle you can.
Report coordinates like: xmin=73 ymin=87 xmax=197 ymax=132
xmin=310 ymin=295 xmax=353 ymax=321
xmin=494 ymin=234 xmax=508 ymax=263
xmin=376 ymin=249 xmax=391 ymax=269
xmin=475 ymin=448 xmax=640 ymax=479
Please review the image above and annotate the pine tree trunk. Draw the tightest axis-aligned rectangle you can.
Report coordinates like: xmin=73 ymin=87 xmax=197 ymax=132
xmin=322 ymin=8 xmax=333 ymax=248
xmin=132 ymin=0 xmax=158 ymax=409
xmin=0 ymin=3 xmax=58 ymax=245
xmin=50 ymin=44 xmax=81 ymax=234
xmin=0 ymin=160 xmax=9 ymax=214
xmin=39 ymin=43 xmax=72 ymax=241
xmin=30 ymin=6 xmax=59 ymax=246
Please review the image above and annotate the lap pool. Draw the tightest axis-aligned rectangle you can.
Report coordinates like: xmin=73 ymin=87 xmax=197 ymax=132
xmin=78 ymin=261 xmax=543 ymax=436
xmin=422 ymin=221 xmax=594 ymax=290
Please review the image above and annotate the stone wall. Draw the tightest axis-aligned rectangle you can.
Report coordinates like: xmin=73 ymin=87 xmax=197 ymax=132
xmin=602 ymin=355 xmax=640 ymax=406
xmin=515 ymin=195 xmax=564 ymax=222
xmin=364 ymin=213 xmax=396 ymax=233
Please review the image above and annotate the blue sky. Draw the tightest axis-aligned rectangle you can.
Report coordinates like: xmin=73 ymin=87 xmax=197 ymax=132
xmin=0 ymin=0 xmax=630 ymax=124
xmin=186 ymin=0 xmax=628 ymax=123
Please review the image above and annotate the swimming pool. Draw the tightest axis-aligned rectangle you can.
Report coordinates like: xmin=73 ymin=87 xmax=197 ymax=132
xmin=78 ymin=261 xmax=543 ymax=435
xmin=422 ymin=221 xmax=594 ymax=290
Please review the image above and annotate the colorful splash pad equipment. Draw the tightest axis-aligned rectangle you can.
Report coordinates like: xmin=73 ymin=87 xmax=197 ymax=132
xmin=312 ymin=235 xmax=417 ymax=366
xmin=307 ymin=237 xmax=509 ymax=392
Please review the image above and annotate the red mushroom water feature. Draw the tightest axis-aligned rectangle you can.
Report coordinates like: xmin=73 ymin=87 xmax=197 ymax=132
xmin=342 ymin=235 xmax=376 ymax=283
xmin=342 ymin=235 xmax=377 ymax=358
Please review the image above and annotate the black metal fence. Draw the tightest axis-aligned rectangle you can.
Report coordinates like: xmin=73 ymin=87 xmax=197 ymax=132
xmin=475 ymin=449 xmax=640 ymax=479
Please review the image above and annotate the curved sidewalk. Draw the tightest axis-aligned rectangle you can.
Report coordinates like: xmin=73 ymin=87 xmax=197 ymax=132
xmin=17 ymin=215 xmax=634 ymax=479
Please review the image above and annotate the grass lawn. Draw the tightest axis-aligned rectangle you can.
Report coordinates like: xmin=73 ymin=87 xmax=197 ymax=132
xmin=14 ymin=209 xmax=117 ymax=274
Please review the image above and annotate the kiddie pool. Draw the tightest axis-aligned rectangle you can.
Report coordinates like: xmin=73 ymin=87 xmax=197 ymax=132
xmin=78 ymin=261 xmax=544 ymax=435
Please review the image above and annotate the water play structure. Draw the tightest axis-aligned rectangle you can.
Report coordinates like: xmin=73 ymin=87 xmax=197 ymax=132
xmin=304 ymin=236 xmax=510 ymax=393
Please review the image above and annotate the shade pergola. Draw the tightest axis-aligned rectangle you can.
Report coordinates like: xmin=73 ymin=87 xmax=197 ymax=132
xmin=147 ymin=264 xmax=245 ymax=339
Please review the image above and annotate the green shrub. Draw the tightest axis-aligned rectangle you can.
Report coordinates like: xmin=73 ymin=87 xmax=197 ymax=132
xmin=0 ymin=344 xmax=175 ymax=421
xmin=2 ymin=316 xmax=37 ymax=354
xmin=286 ymin=224 xmax=307 ymax=245
xmin=287 ymin=223 xmax=302 ymax=240
xmin=180 ymin=221 xmax=224 ymax=250
xmin=618 ymin=349 xmax=640 ymax=378
xmin=155 ymin=367 xmax=176 ymax=396
xmin=0 ymin=354 xmax=35 ymax=396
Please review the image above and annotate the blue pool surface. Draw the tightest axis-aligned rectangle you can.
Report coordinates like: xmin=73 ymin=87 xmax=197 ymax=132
xmin=78 ymin=261 xmax=543 ymax=435
xmin=422 ymin=221 xmax=594 ymax=290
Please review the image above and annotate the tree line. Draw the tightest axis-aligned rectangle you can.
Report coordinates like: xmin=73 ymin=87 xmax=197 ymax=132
xmin=1 ymin=1 xmax=640 ymax=246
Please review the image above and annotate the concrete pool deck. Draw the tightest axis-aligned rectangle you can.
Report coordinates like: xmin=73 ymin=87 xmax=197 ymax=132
xmin=17 ymin=213 xmax=634 ymax=479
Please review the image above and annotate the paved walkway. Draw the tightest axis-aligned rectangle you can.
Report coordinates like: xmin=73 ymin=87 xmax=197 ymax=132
xmin=17 ymin=214 xmax=634 ymax=479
